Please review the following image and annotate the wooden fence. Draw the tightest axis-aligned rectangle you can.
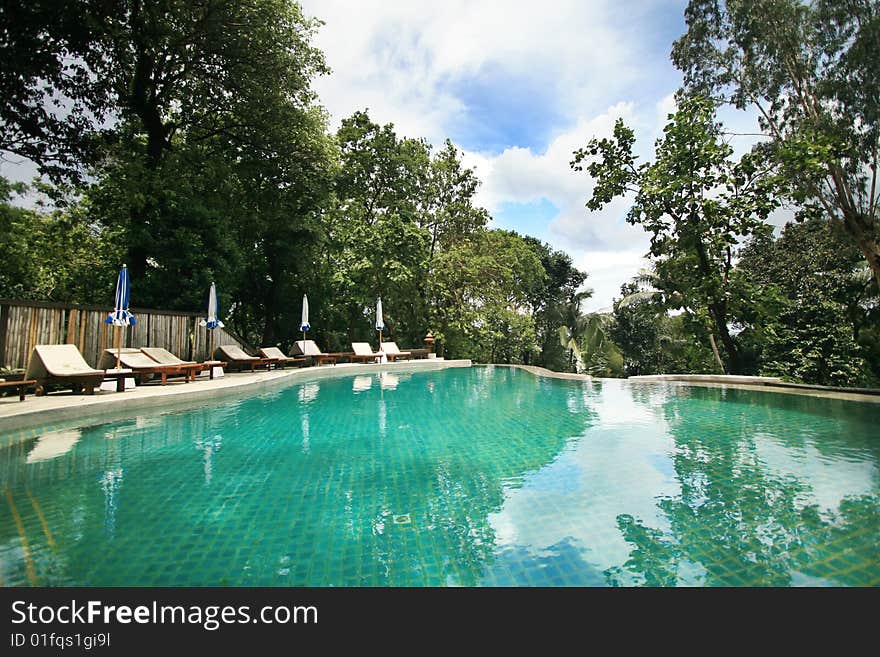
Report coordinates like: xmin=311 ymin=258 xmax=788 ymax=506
xmin=0 ymin=299 xmax=249 ymax=371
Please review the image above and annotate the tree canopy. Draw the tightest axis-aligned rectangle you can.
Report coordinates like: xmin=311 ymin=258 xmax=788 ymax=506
xmin=672 ymin=0 xmax=880 ymax=288
xmin=573 ymin=95 xmax=782 ymax=374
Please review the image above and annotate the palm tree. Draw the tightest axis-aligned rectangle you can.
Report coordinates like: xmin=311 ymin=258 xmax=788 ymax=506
xmin=557 ymin=290 xmax=592 ymax=373
xmin=617 ymin=267 xmax=725 ymax=373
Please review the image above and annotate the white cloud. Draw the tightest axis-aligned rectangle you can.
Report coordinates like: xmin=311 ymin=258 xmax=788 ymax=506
xmin=461 ymin=100 xmax=676 ymax=312
xmin=297 ymin=0 xmax=687 ymax=311
xmin=301 ymin=0 xmax=673 ymax=142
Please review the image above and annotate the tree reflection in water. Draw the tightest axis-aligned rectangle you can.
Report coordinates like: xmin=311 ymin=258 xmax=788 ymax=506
xmin=607 ymin=384 xmax=880 ymax=586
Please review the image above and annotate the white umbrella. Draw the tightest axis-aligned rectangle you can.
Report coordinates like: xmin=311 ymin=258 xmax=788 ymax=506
xmin=300 ymin=294 xmax=310 ymax=344
xmin=376 ymin=297 xmax=385 ymax=348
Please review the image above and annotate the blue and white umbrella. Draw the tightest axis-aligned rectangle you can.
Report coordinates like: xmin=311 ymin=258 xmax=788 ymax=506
xmin=300 ymin=294 xmax=310 ymax=334
xmin=199 ymin=282 xmax=224 ymax=360
xmin=199 ymin=282 xmax=224 ymax=330
xmin=105 ymin=264 xmax=136 ymax=327
xmin=105 ymin=264 xmax=136 ymax=370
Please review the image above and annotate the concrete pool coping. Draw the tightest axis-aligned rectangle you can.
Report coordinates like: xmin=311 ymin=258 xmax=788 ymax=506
xmin=489 ymin=364 xmax=880 ymax=404
xmin=0 ymin=358 xmax=472 ymax=437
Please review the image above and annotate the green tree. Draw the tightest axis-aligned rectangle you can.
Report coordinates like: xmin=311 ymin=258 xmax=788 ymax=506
xmin=672 ymin=0 xmax=880 ymax=288
xmin=325 ymin=111 xmax=433 ymax=348
xmin=610 ymin=281 xmax=665 ymax=375
xmin=524 ymin=237 xmax=590 ymax=371
xmin=428 ymin=229 xmax=544 ymax=362
xmin=0 ymin=1 xmax=112 ymax=181
xmin=577 ymin=313 xmax=624 ymax=377
xmin=737 ymin=218 xmax=876 ymax=385
xmin=82 ymin=0 xmax=329 ymax=287
xmin=572 ymin=95 xmax=782 ymax=374
xmin=0 ymin=178 xmax=119 ymax=303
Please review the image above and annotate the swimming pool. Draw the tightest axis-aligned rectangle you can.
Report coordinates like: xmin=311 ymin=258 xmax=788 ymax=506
xmin=1 ymin=366 xmax=878 ymax=586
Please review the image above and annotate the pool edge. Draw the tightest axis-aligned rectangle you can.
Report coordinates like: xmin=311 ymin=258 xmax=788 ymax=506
xmin=0 ymin=359 xmax=473 ymax=437
xmin=489 ymin=364 xmax=880 ymax=404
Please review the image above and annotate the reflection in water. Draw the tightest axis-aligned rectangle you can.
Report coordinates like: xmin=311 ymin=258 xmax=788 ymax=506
xmin=99 ymin=469 xmax=123 ymax=538
xmin=26 ymin=429 xmax=81 ymax=464
xmin=352 ymin=376 xmax=372 ymax=392
xmin=194 ymin=435 xmax=223 ymax=486
xmin=605 ymin=384 xmax=880 ymax=586
xmin=378 ymin=399 xmax=387 ymax=437
xmin=299 ymin=383 xmax=319 ymax=404
xmin=301 ymin=414 xmax=310 ymax=453
xmin=0 ymin=369 xmax=877 ymax=587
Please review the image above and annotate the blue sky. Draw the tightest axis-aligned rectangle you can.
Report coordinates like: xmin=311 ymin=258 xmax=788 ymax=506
xmin=300 ymin=0 xmax=697 ymax=311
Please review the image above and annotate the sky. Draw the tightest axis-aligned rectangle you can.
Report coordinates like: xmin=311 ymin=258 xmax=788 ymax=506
xmin=297 ymin=0 xmax=700 ymax=312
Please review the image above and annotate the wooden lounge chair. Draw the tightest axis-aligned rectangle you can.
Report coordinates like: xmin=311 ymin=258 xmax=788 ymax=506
xmin=140 ymin=347 xmax=209 ymax=377
xmin=213 ymin=344 xmax=276 ymax=371
xmin=25 ymin=344 xmax=107 ymax=395
xmin=0 ymin=378 xmax=37 ymax=401
xmin=350 ymin=342 xmax=384 ymax=363
xmin=381 ymin=341 xmax=411 ymax=361
xmin=384 ymin=341 xmax=428 ymax=359
xmin=290 ymin=340 xmax=343 ymax=366
xmin=98 ymin=348 xmax=200 ymax=385
xmin=259 ymin=347 xmax=309 ymax=368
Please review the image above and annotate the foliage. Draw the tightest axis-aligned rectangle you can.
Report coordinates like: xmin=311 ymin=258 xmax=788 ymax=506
xmin=737 ymin=218 xmax=877 ymax=386
xmin=428 ymin=229 xmax=544 ymax=362
xmin=576 ymin=313 xmax=624 ymax=377
xmin=0 ymin=1 xmax=111 ymax=181
xmin=572 ymin=95 xmax=783 ymax=374
xmin=524 ymin=237 xmax=591 ymax=371
xmin=610 ymin=282 xmax=666 ymax=376
xmin=672 ymin=0 xmax=880 ymax=288
xmin=0 ymin=178 xmax=119 ymax=303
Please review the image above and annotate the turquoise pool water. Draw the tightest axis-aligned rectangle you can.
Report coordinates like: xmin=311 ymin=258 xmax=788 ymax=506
xmin=1 ymin=366 xmax=878 ymax=587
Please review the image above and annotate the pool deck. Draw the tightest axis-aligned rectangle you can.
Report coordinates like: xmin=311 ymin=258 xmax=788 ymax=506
xmin=0 ymin=358 xmax=472 ymax=435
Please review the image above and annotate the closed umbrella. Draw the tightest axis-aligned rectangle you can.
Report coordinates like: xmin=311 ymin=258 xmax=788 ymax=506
xmin=376 ymin=297 xmax=385 ymax=348
xmin=105 ymin=264 xmax=136 ymax=369
xmin=300 ymin=294 xmax=310 ymax=345
xmin=199 ymin=282 xmax=224 ymax=360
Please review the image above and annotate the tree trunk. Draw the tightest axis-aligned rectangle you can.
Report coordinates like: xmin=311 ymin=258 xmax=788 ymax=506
xmin=843 ymin=217 xmax=880 ymax=290
xmin=708 ymin=333 xmax=725 ymax=373
xmin=709 ymin=302 xmax=742 ymax=374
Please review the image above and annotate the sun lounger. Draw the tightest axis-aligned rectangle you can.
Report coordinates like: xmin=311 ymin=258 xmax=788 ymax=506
xmin=141 ymin=346 xmax=225 ymax=379
xmin=383 ymin=341 xmax=428 ymax=359
xmin=214 ymin=344 xmax=277 ymax=371
xmin=25 ymin=344 xmax=107 ymax=395
xmin=140 ymin=347 xmax=208 ymax=376
xmin=290 ymin=340 xmax=344 ymax=365
xmin=350 ymin=342 xmax=384 ymax=363
xmin=98 ymin=348 xmax=199 ymax=385
xmin=380 ymin=341 xmax=411 ymax=361
xmin=259 ymin=347 xmax=309 ymax=368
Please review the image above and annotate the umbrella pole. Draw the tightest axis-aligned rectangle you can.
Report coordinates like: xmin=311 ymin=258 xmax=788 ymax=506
xmin=209 ymin=330 xmax=213 ymax=362
xmin=115 ymin=326 xmax=121 ymax=370
xmin=379 ymin=329 xmax=382 ymax=349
